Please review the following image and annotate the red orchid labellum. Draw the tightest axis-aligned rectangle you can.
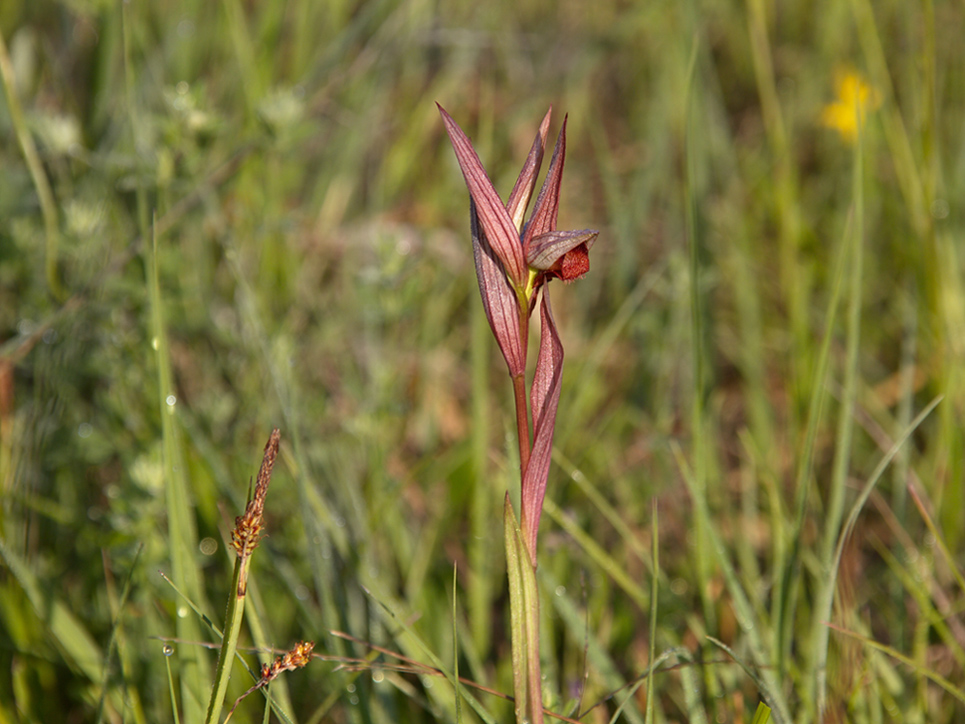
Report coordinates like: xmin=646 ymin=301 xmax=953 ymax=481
xmin=438 ymin=104 xmax=598 ymax=558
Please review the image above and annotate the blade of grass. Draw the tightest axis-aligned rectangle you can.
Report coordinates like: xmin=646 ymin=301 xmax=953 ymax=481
xmin=775 ymin=208 xmax=852 ymax=680
xmin=0 ymin=535 xmax=104 ymax=684
xmin=751 ymin=702 xmax=772 ymax=724
xmin=165 ymin=645 xmax=182 ymax=724
xmin=705 ymin=637 xmax=769 ymax=707
xmin=540 ymin=566 xmax=645 ymax=724
xmin=809 ymin=107 xmax=866 ymax=718
xmin=644 ymin=500 xmax=658 ymax=724
xmin=674 ymin=644 xmax=708 ymax=724
xmin=683 ymin=33 xmax=719 ymax=663
xmin=147 ymin=221 xmax=211 ymax=717
xmin=827 ymin=622 xmax=965 ymax=707
xmin=673 ymin=443 xmax=791 ymax=724
xmin=0 ymin=29 xmax=62 ymax=299
xmin=542 ymin=498 xmax=648 ymax=610
xmin=452 ymin=564 xmax=462 ymax=724
xmin=205 ymin=556 xmax=251 ymax=724
xmin=745 ymin=0 xmax=807 ymax=395
xmin=96 ymin=546 xmax=147 ymax=724
xmin=553 ymin=452 xmax=655 ymax=575
xmin=556 ymin=259 xmax=667 ymax=452
xmin=869 ymin=535 xmax=965 ymax=674
xmin=607 ymin=676 xmax=648 ymax=724
xmin=812 ymin=396 xmax=941 ymax=713
xmin=221 ymin=0 xmax=259 ymax=115
xmin=849 ymin=0 xmax=927 ymax=236
xmin=361 ymin=583 xmax=499 ymax=724
xmin=908 ymin=484 xmax=965 ymax=599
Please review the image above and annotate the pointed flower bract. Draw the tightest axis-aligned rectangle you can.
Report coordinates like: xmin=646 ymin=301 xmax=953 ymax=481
xmin=438 ymin=104 xmax=599 ymax=378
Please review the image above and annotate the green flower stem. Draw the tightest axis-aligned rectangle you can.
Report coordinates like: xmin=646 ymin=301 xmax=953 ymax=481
xmin=505 ymin=495 xmax=543 ymax=724
xmin=205 ymin=554 xmax=252 ymax=724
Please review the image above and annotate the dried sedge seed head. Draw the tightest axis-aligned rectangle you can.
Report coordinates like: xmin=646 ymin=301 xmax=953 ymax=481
xmin=260 ymin=641 xmax=315 ymax=683
xmin=227 ymin=638 xmax=314 ymax=719
xmin=230 ymin=429 xmax=280 ymax=559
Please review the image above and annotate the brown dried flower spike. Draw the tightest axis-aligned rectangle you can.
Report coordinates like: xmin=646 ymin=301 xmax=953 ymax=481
xmin=226 ymin=641 xmax=315 ymax=720
xmin=231 ymin=428 xmax=280 ymax=561
xmin=258 ymin=640 xmax=316 ymax=683
xmin=207 ymin=428 xmax=284 ymax=724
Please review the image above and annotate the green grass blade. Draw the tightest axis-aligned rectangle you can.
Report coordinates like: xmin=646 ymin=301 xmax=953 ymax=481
xmin=452 ymin=564 xmax=462 ymax=724
xmin=808 ymin=116 xmax=866 ymax=717
xmin=908 ymin=484 xmax=965 ymax=601
xmin=0 ymin=30 xmax=62 ymax=299
xmin=683 ymin=32 xmax=716 ymax=637
xmin=811 ymin=395 xmax=942 ymax=710
xmin=827 ymin=622 xmax=965 ymax=707
xmin=147 ymin=223 xmax=211 ymax=717
xmin=165 ymin=648 xmax=182 ymax=724
xmin=870 ymin=536 xmax=965 ymax=674
xmin=541 ymin=498 xmax=648 ymax=611
xmin=362 ymin=583 xmax=499 ymax=724
xmin=644 ymin=501 xmax=658 ymax=724
xmin=0 ymin=535 xmax=103 ymax=683
xmin=751 ymin=702 xmax=772 ymax=724
xmin=775 ymin=208 xmax=852 ymax=680
xmin=97 ymin=545 xmax=147 ymax=724
xmin=673 ymin=444 xmax=791 ymax=724
xmin=539 ymin=565 xmax=645 ymax=724
xmin=204 ymin=556 xmax=251 ymax=724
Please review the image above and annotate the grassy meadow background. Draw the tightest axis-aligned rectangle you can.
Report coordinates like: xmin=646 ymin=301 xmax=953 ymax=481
xmin=2 ymin=0 xmax=965 ymax=722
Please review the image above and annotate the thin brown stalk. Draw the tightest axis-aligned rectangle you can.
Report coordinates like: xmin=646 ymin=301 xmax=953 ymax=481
xmin=513 ymin=373 xmax=531 ymax=478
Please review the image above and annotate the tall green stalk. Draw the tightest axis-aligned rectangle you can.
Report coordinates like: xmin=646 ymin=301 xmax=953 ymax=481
xmin=504 ymin=496 xmax=543 ymax=724
xmin=205 ymin=430 xmax=280 ymax=724
xmin=0 ymin=29 xmax=62 ymax=299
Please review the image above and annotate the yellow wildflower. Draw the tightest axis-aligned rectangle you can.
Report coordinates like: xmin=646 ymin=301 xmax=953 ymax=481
xmin=820 ymin=69 xmax=881 ymax=143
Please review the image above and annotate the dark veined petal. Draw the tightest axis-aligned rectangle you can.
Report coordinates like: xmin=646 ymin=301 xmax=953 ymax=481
xmin=471 ymin=201 xmax=527 ymax=377
xmin=506 ymin=107 xmax=552 ymax=232
xmin=522 ymin=116 xmax=567 ymax=247
xmin=526 ymin=229 xmax=599 ymax=270
xmin=438 ymin=104 xmax=527 ymax=287
xmin=520 ymin=290 xmax=563 ymax=557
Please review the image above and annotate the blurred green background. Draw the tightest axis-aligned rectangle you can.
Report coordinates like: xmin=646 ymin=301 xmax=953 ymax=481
xmin=2 ymin=0 xmax=964 ymax=722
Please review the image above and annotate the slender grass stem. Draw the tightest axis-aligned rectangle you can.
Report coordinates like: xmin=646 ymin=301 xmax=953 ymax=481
xmin=0 ymin=30 xmax=62 ymax=299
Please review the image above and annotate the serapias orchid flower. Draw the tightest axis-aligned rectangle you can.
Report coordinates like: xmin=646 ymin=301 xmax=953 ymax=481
xmin=439 ymin=104 xmax=598 ymax=724
xmin=437 ymin=103 xmax=598 ymax=559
